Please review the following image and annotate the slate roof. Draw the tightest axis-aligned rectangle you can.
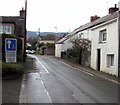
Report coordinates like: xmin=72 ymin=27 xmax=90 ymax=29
xmin=56 ymin=11 xmax=118 ymax=44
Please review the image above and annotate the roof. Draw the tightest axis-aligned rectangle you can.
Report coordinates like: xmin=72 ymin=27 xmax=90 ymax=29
xmin=56 ymin=12 xmax=118 ymax=44
xmin=74 ymin=12 xmax=118 ymax=33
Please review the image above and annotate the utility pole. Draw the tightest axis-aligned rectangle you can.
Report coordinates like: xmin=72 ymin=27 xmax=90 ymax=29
xmin=23 ymin=0 xmax=27 ymax=62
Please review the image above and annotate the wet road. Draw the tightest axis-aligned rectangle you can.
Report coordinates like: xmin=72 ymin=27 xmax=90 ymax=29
xmin=20 ymin=55 xmax=118 ymax=103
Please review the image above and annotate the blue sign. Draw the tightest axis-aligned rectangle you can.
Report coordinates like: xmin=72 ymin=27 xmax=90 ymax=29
xmin=5 ymin=38 xmax=17 ymax=52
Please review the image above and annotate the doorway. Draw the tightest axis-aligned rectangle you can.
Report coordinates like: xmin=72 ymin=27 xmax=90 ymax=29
xmin=97 ymin=49 xmax=101 ymax=71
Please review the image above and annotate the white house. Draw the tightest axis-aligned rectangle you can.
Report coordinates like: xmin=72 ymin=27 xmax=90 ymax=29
xmin=55 ymin=15 xmax=101 ymax=58
xmin=55 ymin=32 xmax=77 ymax=57
xmin=55 ymin=24 xmax=93 ymax=58
xmin=91 ymin=11 xmax=119 ymax=76
xmin=55 ymin=4 xmax=119 ymax=76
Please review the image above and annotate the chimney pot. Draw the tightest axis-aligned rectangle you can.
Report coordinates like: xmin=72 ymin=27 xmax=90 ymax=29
xmin=109 ymin=4 xmax=118 ymax=14
xmin=115 ymin=4 xmax=117 ymax=8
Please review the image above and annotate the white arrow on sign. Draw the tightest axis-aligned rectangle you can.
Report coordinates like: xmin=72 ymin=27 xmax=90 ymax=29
xmin=7 ymin=40 xmax=12 ymax=49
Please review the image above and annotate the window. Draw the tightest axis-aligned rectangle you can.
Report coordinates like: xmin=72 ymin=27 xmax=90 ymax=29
xmin=99 ymin=29 xmax=107 ymax=43
xmin=0 ymin=25 xmax=12 ymax=34
xmin=107 ymin=54 xmax=114 ymax=67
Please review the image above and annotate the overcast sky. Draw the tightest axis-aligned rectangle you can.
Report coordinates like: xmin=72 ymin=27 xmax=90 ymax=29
xmin=0 ymin=0 xmax=120 ymax=32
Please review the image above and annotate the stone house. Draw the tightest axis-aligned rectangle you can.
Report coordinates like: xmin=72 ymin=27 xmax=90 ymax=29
xmin=0 ymin=8 xmax=26 ymax=50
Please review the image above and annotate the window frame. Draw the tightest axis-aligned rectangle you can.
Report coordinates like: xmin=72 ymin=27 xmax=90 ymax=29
xmin=99 ymin=29 xmax=107 ymax=43
xmin=107 ymin=54 xmax=114 ymax=67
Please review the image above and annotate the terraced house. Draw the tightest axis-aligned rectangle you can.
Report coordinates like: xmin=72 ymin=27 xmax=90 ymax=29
xmin=55 ymin=4 xmax=120 ymax=76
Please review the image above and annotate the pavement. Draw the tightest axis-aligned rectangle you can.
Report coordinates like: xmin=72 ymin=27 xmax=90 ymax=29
xmin=2 ymin=56 xmax=35 ymax=104
xmin=2 ymin=74 xmax=22 ymax=103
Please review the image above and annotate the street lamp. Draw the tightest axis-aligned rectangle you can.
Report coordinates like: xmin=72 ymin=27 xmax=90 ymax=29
xmin=54 ymin=27 xmax=57 ymax=42
xmin=37 ymin=28 xmax=41 ymax=54
xmin=38 ymin=28 xmax=41 ymax=39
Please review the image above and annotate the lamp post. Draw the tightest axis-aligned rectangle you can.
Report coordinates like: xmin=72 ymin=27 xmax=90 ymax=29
xmin=37 ymin=28 xmax=41 ymax=54
xmin=55 ymin=27 xmax=57 ymax=42
xmin=38 ymin=28 xmax=41 ymax=39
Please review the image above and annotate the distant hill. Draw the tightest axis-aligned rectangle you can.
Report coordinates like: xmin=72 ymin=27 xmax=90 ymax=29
xmin=27 ymin=31 xmax=68 ymax=39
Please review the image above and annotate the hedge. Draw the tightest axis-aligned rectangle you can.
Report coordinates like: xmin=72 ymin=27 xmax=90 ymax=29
xmin=2 ymin=62 xmax=24 ymax=80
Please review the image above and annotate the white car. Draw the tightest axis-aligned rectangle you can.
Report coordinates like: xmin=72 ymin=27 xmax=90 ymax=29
xmin=26 ymin=50 xmax=35 ymax=54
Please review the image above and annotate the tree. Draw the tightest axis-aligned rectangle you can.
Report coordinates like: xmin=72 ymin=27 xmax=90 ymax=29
xmin=71 ymin=38 xmax=91 ymax=65
xmin=27 ymin=37 xmax=38 ymax=50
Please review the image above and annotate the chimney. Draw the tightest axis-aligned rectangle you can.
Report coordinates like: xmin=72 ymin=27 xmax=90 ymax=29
xmin=109 ymin=4 xmax=119 ymax=14
xmin=20 ymin=7 xmax=25 ymax=18
xmin=90 ymin=15 xmax=100 ymax=22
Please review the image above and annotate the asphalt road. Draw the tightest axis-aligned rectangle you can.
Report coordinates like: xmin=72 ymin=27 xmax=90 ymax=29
xmin=20 ymin=55 xmax=118 ymax=103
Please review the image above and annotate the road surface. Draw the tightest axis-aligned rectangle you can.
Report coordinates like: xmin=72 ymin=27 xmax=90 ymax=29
xmin=20 ymin=55 xmax=118 ymax=103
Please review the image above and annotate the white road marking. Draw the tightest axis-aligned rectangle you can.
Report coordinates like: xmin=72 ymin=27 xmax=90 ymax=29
xmin=28 ymin=54 xmax=49 ymax=73
xmin=41 ymin=80 xmax=52 ymax=103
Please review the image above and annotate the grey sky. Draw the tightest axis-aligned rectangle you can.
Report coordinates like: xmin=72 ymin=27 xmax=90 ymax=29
xmin=0 ymin=0 xmax=120 ymax=32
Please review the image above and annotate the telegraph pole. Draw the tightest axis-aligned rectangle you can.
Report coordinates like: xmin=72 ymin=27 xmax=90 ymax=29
xmin=23 ymin=0 xmax=27 ymax=62
xmin=118 ymin=2 xmax=120 ymax=77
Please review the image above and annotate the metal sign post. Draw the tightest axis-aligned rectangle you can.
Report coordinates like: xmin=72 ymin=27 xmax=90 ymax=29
xmin=5 ymin=38 xmax=17 ymax=62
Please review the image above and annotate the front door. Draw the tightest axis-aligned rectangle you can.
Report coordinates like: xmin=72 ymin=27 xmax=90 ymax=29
xmin=97 ymin=49 xmax=101 ymax=71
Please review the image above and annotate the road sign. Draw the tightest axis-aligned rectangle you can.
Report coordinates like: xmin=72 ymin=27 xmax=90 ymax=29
xmin=5 ymin=38 xmax=17 ymax=52
xmin=6 ymin=51 xmax=17 ymax=62
xmin=5 ymin=38 xmax=17 ymax=62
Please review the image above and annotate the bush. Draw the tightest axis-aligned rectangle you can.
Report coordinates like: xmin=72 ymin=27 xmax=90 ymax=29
xmin=2 ymin=62 xmax=24 ymax=80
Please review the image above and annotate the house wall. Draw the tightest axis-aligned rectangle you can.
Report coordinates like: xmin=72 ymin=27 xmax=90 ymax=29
xmin=77 ymin=29 xmax=92 ymax=41
xmin=91 ymin=19 xmax=118 ymax=76
xmin=55 ymin=44 xmax=62 ymax=57
xmin=55 ymin=34 xmax=77 ymax=57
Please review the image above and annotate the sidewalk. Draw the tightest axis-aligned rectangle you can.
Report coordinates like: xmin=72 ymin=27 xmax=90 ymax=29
xmin=54 ymin=57 xmax=120 ymax=85
xmin=2 ymin=56 xmax=35 ymax=103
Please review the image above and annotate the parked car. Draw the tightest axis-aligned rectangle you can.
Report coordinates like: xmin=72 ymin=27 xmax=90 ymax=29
xmin=26 ymin=50 xmax=35 ymax=54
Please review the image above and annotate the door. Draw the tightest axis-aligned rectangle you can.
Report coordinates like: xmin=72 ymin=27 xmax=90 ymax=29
xmin=97 ymin=49 xmax=101 ymax=71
